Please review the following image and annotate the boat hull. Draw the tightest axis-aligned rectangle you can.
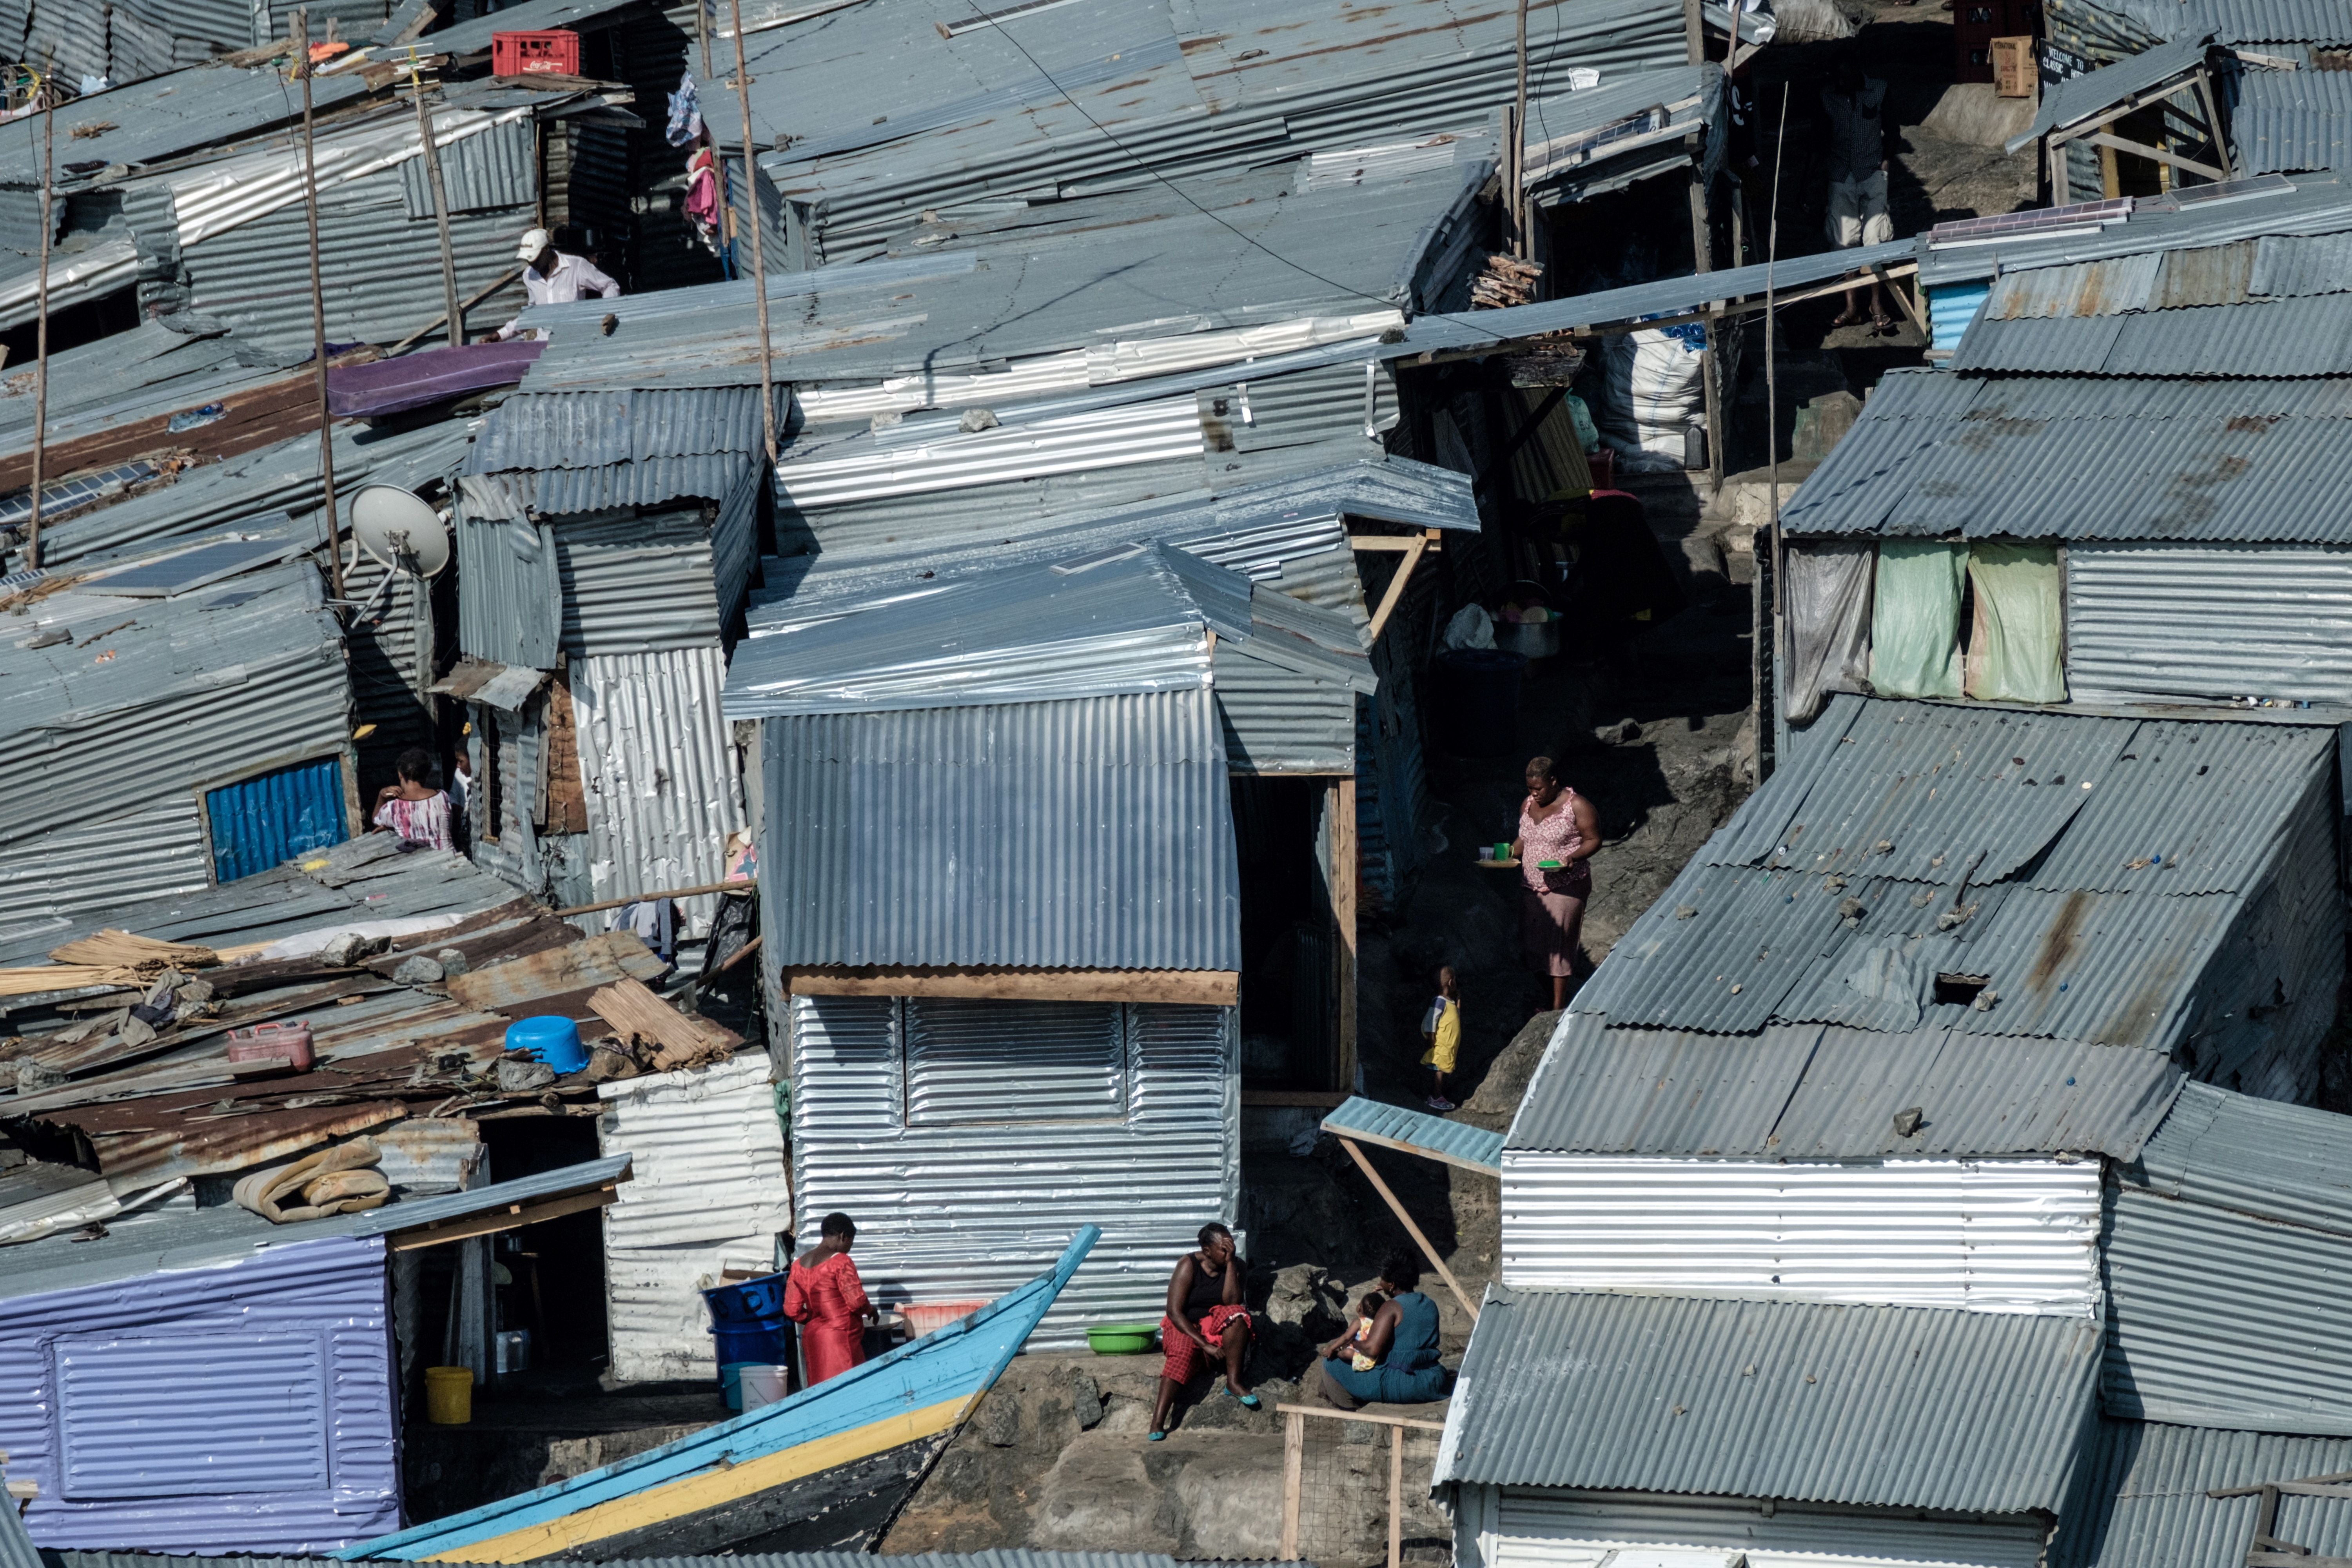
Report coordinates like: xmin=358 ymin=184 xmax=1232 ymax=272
xmin=546 ymin=1434 xmax=945 ymax=1560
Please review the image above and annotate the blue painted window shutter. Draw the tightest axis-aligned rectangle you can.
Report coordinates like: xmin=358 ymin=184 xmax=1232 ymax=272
xmin=205 ymin=755 xmax=349 ymax=883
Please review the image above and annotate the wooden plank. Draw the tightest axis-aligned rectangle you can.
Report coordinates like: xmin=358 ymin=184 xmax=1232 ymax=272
xmin=1331 ymin=778 xmax=1359 ymax=1092
xmin=387 ymin=1184 xmax=618 ymax=1250
xmin=1388 ymin=1424 xmax=1403 ymax=1568
xmin=588 ymin=975 xmax=737 ymax=1071
xmin=1336 ymin=1136 xmax=1478 ymax=1324
xmin=2082 ymin=131 xmax=2225 ymax=180
xmin=2211 ymin=1470 xmax=2352 ymax=1499
xmin=785 ymin=967 xmax=1240 ymax=1006
xmin=553 ymin=877 xmax=757 ymax=918
xmin=1281 ymin=1410 xmax=1305 ymax=1563
xmin=1273 ymin=1401 xmax=1448 ymax=1432
xmin=1349 ymin=534 xmax=1446 ymax=552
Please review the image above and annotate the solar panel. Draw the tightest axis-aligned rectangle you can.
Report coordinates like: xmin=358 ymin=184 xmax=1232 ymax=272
xmin=1929 ymin=198 xmax=2134 ymax=247
xmin=81 ymin=537 xmax=297 ymax=599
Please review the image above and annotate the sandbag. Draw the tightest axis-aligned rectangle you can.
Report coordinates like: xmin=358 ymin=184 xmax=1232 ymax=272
xmin=234 ymin=1138 xmax=392 ymax=1224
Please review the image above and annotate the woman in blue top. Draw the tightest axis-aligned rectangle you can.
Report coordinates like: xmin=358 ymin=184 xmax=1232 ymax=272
xmin=1310 ymin=1253 xmax=1449 ymax=1408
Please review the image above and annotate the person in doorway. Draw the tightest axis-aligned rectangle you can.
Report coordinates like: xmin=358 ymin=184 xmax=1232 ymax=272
xmin=782 ymin=1211 xmax=876 ymax=1386
xmin=1149 ymin=1222 xmax=1257 ymax=1439
xmin=372 ymin=747 xmax=454 ymax=851
xmin=1822 ymin=47 xmax=1896 ymax=332
xmin=1420 ymin=966 xmax=1463 ymax=1112
xmin=1512 ymin=757 xmax=1599 ymax=1011
xmin=495 ymin=227 xmax=622 ymax=341
xmin=1310 ymin=1253 xmax=1448 ymax=1408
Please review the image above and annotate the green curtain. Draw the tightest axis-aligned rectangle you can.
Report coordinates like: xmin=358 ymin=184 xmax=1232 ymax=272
xmin=1966 ymin=542 xmax=2067 ymax=704
xmin=1868 ymin=541 xmax=1966 ymax=699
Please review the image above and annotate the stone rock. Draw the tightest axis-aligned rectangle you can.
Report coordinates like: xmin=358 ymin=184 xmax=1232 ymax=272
xmin=1595 ymin=717 xmax=1642 ymax=744
xmin=1264 ymin=1263 xmax=1347 ymax=1331
xmin=1065 ymin=1367 xmax=1104 ymax=1430
xmin=1164 ymin=1432 xmax=1287 ymax=1559
xmin=435 ymin=948 xmax=472 ymax=976
xmin=323 ymin=931 xmax=390 ymax=967
xmin=1029 ymin=1437 xmax=1181 ymax=1554
xmin=583 ymin=1045 xmax=639 ymax=1083
xmin=393 ymin=955 xmax=446 ymax=986
xmin=977 ymin=1392 xmax=1020 ymax=1447
xmin=9 ymin=1058 xmax=65 ymax=1091
xmin=497 ymin=1058 xmax=557 ymax=1092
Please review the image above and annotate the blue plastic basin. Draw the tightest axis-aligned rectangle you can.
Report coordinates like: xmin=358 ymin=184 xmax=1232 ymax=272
xmin=505 ymin=1015 xmax=587 ymax=1074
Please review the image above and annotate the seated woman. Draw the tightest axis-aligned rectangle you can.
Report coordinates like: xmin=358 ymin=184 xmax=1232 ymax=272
xmin=1310 ymin=1253 xmax=1448 ymax=1409
xmin=1149 ymin=1222 xmax=1258 ymax=1439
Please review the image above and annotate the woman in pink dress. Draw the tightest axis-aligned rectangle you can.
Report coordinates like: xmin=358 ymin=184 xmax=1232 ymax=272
xmin=372 ymin=748 xmax=454 ymax=852
xmin=783 ymin=1211 xmax=876 ymax=1386
xmin=1511 ymin=756 xmax=1600 ymax=1009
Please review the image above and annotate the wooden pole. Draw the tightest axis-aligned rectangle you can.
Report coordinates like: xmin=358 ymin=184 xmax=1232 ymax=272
xmin=1760 ymin=83 xmax=1787 ymax=784
xmin=1335 ymin=1136 xmax=1476 ymax=1322
xmin=1327 ymin=778 xmax=1358 ymax=1093
xmin=294 ymin=10 xmax=343 ymax=604
xmin=25 ymin=60 xmax=51 ymax=570
xmin=409 ymin=62 xmax=465 ymax=348
xmin=1388 ymin=1424 xmax=1404 ymax=1568
xmin=724 ymin=0 xmax=778 ymax=465
xmin=1511 ymin=0 xmax=1529 ymax=258
xmin=1279 ymin=1409 xmax=1304 ymax=1562
xmin=552 ymin=874 xmax=757 ymax=918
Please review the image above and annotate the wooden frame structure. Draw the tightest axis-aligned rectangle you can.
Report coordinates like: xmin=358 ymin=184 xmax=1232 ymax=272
xmin=1278 ymin=1402 xmax=1448 ymax=1568
xmin=2043 ymin=61 xmax=2232 ymax=205
xmin=2211 ymin=1469 xmax=2352 ymax=1565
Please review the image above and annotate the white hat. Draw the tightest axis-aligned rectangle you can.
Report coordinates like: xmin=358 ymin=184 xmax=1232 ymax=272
xmin=515 ymin=227 xmax=553 ymax=263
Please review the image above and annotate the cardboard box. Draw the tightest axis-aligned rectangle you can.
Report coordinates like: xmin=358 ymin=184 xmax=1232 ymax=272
xmin=1993 ymin=35 xmax=2038 ymax=98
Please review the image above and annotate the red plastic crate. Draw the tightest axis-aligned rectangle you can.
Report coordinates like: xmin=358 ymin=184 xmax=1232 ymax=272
xmin=492 ymin=29 xmax=580 ymax=76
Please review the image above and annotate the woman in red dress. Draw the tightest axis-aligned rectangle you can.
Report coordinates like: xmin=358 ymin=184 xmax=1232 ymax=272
xmin=783 ymin=1211 xmax=876 ymax=1385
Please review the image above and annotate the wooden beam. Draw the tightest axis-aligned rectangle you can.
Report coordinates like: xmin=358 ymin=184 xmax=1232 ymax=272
xmin=1874 ymin=265 xmax=1929 ymax=332
xmin=785 ymin=966 xmax=1239 ymax=1006
xmin=553 ymin=876 xmax=756 ymax=917
xmin=2081 ymin=131 xmax=2225 ymax=180
xmin=1274 ymin=1401 xmax=1448 ymax=1433
xmin=2194 ymin=69 xmax=2234 ymax=179
xmin=387 ymin=1184 xmax=619 ymax=1250
xmin=1349 ymin=533 xmax=1446 ymax=552
xmin=1330 ymin=776 xmax=1358 ymax=1093
xmin=1326 ymin=1122 xmax=1500 ymax=1177
xmin=1335 ymin=1135 xmax=1477 ymax=1323
xmin=1365 ymin=536 xmax=1429 ymax=644
xmin=2047 ymin=75 xmax=2206 ymax=144
xmin=1388 ymin=1424 xmax=1404 ymax=1568
xmin=1280 ymin=1410 xmax=1305 ymax=1563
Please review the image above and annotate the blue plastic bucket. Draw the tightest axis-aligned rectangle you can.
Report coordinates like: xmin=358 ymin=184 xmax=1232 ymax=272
xmin=713 ymin=1322 xmax=789 ymax=1371
xmin=704 ymin=1272 xmax=791 ymax=1328
xmin=505 ymin=1015 xmax=588 ymax=1074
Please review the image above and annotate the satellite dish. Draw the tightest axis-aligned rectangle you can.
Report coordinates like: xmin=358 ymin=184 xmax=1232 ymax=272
xmin=351 ymin=485 xmax=451 ymax=578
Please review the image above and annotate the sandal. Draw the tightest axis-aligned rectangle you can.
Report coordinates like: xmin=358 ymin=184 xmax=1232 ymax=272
xmin=1830 ymin=309 xmax=1866 ymax=328
xmin=1238 ymin=1392 xmax=1261 ymax=1410
xmin=1147 ymin=1429 xmax=1167 ymax=1442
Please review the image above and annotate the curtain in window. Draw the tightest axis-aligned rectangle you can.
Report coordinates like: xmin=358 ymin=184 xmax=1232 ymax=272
xmin=1784 ymin=541 xmax=1877 ymax=723
xmin=1869 ymin=540 xmax=1967 ymax=699
xmin=1965 ymin=542 xmax=2067 ymax=704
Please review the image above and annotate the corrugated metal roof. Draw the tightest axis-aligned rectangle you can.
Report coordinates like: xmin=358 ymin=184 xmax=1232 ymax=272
xmin=0 ymin=1155 xmax=630 ymax=1303
xmin=2010 ymin=32 xmax=2215 ymax=151
xmin=1505 ymin=1013 xmax=2180 ymax=1157
xmin=0 ymin=62 xmax=375 ymax=189
xmin=2049 ymin=1419 xmax=2352 ymax=1568
xmin=758 ymin=689 xmax=1240 ymax=970
xmin=1323 ymin=1094 xmax=1504 ymax=1172
xmin=1437 ymin=1285 xmax=2102 ymax=1513
xmin=1521 ymin=62 xmax=1724 ymax=207
xmin=1953 ymin=293 xmax=2352 ymax=376
xmin=2227 ymin=51 xmax=2352 ymax=176
xmin=556 ymin=506 xmax=734 ymax=657
xmin=469 ymin=387 xmax=770 ymax=474
xmin=1216 ymin=582 xmax=1373 ymax=773
xmin=1915 ymin=169 xmax=2352 ymax=290
xmin=2104 ymin=1183 xmax=2352 ymax=1434
xmin=725 ymin=541 xmax=1251 ymax=719
xmin=744 ymin=455 xmax=1469 ymax=634
xmin=2132 ymin=1080 xmax=2352 ymax=1236
xmin=0 ymin=557 xmax=350 ymax=860
xmin=1780 ymin=368 xmax=2352 ymax=542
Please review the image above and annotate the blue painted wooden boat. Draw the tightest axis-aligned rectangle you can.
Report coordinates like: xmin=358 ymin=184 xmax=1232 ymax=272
xmin=343 ymin=1226 xmax=1099 ymax=1563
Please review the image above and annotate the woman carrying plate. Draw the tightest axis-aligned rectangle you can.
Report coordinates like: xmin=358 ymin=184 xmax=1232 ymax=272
xmin=1512 ymin=756 xmax=1600 ymax=1010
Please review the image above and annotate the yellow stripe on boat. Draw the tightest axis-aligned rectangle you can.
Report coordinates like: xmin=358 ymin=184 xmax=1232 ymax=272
xmin=425 ymin=1393 xmax=977 ymax=1564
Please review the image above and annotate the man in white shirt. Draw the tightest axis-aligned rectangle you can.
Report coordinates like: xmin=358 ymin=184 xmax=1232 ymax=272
xmin=495 ymin=227 xmax=621 ymax=341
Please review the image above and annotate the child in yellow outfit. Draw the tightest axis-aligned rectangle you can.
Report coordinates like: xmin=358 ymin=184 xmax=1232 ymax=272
xmin=1420 ymin=965 xmax=1461 ymax=1111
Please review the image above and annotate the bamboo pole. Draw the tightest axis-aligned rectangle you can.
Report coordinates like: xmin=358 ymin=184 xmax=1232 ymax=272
xmin=725 ymin=0 xmax=778 ymax=465
xmin=294 ymin=11 xmax=343 ymax=603
xmin=25 ymin=59 xmax=52 ymax=570
xmin=408 ymin=60 xmax=465 ymax=348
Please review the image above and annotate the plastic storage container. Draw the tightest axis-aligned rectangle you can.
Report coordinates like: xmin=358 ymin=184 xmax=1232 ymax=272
xmin=227 ymin=1021 xmax=313 ymax=1071
xmin=425 ymin=1366 xmax=472 ymax=1425
xmin=738 ymin=1365 xmax=791 ymax=1411
xmin=492 ymin=29 xmax=580 ymax=76
xmin=899 ymin=1301 xmax=987 ymax=1338
xmin=505 ymin=1015 xmax=587 ymax=1074
xmin=704 ymin=1272 xmax=791 ymax=1327
xmin=1428 ymin=648 xmax=1528 ymax=758
xmin=713 ymin=1321 xmax=791 ymax=1372
xmin=719 ymin=1361 xmax=755 ymax=1412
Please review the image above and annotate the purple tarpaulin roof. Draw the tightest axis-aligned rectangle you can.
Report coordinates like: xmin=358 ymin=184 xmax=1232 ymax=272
xmin=327 ymin=340 xmax=546 ymax=418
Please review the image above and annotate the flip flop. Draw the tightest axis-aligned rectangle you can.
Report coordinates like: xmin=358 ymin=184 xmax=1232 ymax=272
xmin=1147 ymin=1430 xmax=1167 ymax=1442
xmin=1238 ymin=1393 xmax=1262 ymax=1410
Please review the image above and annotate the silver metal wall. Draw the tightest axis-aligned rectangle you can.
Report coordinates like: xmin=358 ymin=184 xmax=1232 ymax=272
xmin=597 ymin=1052 xmax=791 ymax=1384
xmin=788 ymin=992 xmax=1239 ymax=1349
xmin=454 ymin=509 xmax=561 ymax=671
xmin=569 ymin=644 xmax=747 ymax=934
xmin=556 ymin=508 xmax=723 ymax=657
xmin=2067 ymin=541 xmax=2352 ymax=706
xmin=1500 ymin=1155 xmax=2102 ymax=1314
xmin=1455 ymin=1485 xmax=2050 ymax=1568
